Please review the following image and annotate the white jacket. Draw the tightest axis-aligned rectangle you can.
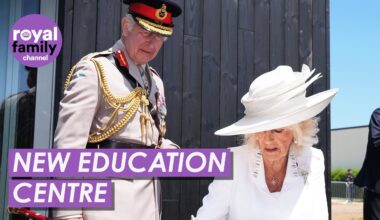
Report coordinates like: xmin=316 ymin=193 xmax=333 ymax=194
xmin=194 ymin=145 xmax=328 ymax=220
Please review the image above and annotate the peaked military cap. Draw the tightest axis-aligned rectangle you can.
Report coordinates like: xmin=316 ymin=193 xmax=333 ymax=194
xmin=123 ymin=0 xmax=182 ymax=37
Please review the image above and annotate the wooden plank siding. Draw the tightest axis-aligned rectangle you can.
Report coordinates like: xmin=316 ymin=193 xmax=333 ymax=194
xmin=284 ymin=0 xmax=299 ymax=69
xmin=71 ymin=0 xmax=98 ymax=64
xmin=160 ymin=0 xmax=185 ymax=218
xmin=312 ymin=0 xmax=331 ymax=215
xmin=96 ymin=0 xmax=121 ymax=51
xmin=54 ymin=0 xmax=74 ymax=127
xmin=219 ymin=0 xmax=238 ymax=148
xmin=270 ymin=0 xmax=285 ymax=69
xmin=55 ymin=0 xmax=331 ymax=219
xmin=198 ymin=0 xmax=222 ymax=214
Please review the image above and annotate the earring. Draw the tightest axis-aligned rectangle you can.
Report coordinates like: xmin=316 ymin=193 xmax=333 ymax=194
xmin=294 ymin=139 xmax=298 ymax=144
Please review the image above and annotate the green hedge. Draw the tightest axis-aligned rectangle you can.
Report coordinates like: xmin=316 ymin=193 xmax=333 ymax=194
xmin=331 ymin=168 xmax=359 ymax=181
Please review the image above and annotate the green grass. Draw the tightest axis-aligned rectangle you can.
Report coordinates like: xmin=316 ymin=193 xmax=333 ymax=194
xmin=331 ymin=168 xmax=360 ymax=181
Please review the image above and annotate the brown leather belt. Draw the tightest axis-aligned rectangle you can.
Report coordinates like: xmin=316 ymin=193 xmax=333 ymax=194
xmin=87 ymin=139 xmax=156 ymax=149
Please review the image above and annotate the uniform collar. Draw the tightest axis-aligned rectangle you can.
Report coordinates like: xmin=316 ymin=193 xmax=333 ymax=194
xmin=112 ymin=39 xmax=147 ymax=87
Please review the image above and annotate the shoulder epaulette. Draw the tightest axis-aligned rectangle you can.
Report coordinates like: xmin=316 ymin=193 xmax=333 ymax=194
xmin=64 ymin=48 xmax=113 ymax=91
xmin=80 ymin=48 xmax=113 ymax=62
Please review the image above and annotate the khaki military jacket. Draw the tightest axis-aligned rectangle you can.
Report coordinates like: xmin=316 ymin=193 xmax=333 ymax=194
xmin=53 ymin=40 xmax=175 ymax=220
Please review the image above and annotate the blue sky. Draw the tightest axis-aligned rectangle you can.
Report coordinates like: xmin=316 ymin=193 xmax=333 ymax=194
xmin=330 ymin=0 xmax=380 ymax=129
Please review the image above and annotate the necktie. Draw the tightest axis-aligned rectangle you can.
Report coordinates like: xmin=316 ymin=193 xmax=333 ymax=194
xmin=138 ymin=65 xmax=149 ymax=93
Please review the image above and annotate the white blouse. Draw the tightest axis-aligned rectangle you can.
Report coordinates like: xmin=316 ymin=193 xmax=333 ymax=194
xmin=193 ymin=145 xmax=328 ymax=220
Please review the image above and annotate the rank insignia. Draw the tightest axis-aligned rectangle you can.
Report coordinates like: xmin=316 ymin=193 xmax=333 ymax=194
xmin=115 ymin=50 xmax=128 ymax=68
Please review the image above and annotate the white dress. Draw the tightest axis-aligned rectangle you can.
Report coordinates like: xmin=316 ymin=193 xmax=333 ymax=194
xmin=194 ymin=145 xmax=328 ymax=220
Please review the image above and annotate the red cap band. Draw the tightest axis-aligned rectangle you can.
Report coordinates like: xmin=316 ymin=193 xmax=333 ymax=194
xmin=129 ymin=3 xmax=172 ymax=25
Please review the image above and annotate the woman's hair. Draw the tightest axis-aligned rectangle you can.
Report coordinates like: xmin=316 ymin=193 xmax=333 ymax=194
xmin=244 ymin=117 xmax=320 ymax=152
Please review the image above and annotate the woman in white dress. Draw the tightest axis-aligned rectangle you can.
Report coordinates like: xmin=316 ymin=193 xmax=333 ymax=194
xmin=193 ymin=65 xmax=338 ymax=220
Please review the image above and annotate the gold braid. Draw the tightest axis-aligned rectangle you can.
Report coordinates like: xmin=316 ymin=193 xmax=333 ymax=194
xmin=63 ymin=64 xmax=78 ymax=91
xmin=63 ymin=57 xmax=149 ymax=144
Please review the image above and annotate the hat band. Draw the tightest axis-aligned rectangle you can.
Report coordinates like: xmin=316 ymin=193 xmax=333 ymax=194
xmin=242 ymin=72 xmax=323 ymax=116
xmin=243 ymin=72 xmax=321 ymax=104
xmin=129 ymin=3 xmax=172 ymax=25
xmin=135 ymin=17 xmax=173 ymax=36
xmin=244 ymin=93 xmax=307 ymax=118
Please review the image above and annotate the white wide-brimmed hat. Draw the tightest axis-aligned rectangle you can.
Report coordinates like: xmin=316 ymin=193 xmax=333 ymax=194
xmin=215 ymin=64 xmax=338 ymax=136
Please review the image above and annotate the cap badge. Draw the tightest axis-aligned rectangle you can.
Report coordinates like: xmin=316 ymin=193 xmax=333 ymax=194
xmin=156 ymin=4 xmax=168 ymax=20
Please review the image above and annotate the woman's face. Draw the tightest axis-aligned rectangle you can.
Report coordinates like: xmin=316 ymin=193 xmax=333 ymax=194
xmin=255 ymin=128 xmax=294 ymax=162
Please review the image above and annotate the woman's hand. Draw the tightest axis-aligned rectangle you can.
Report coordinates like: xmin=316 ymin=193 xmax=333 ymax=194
xmin=158 ymin=138 xmax=181 ymax=149
xmin=158 ymin=144 xmax=179 ymax=149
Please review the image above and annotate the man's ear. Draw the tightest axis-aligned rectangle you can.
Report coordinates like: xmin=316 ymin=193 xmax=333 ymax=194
xmin=121 ymin=17 xmax=129 ymax=37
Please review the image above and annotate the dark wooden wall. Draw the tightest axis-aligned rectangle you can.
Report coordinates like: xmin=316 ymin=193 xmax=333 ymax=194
xmin=55 ymin=0 xmax=331 ymax=219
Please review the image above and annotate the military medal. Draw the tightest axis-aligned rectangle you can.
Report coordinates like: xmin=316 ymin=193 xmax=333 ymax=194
xmin=143 ymin=80 xmax=149 ymax=92
xmin=155 ymin=92 xmax=167 ymax=142
xmin=138 ymin=65 xmax=150 ymax=94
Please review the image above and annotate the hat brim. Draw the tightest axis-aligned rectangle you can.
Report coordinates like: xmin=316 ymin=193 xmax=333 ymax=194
xmin=134 ymin=16 xmax=173 ymax=36
xmin=215 ymin=89 xmax=338 ymax=136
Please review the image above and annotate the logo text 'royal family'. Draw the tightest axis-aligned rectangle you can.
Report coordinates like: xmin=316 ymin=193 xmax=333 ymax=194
xmin=9 ymin=14 xmax=62 ymax=67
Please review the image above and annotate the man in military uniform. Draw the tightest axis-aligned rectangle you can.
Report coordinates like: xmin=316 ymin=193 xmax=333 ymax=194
xmin=53 ymin=0 xmax=181 ymax=219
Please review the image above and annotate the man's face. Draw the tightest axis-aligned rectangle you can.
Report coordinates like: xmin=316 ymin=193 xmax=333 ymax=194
xmin=122 ymin=18 xmax=164 ymax=65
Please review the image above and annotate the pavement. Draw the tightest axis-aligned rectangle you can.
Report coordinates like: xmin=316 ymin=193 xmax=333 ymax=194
xmin=332 ymin=199 xmax=363 ymax=220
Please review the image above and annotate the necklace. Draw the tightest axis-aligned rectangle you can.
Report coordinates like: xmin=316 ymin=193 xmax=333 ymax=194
xmin=265 ymin=163 xmax=286 ymax=188
xmin=270 ymin=176 xmax=279 ymax=186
